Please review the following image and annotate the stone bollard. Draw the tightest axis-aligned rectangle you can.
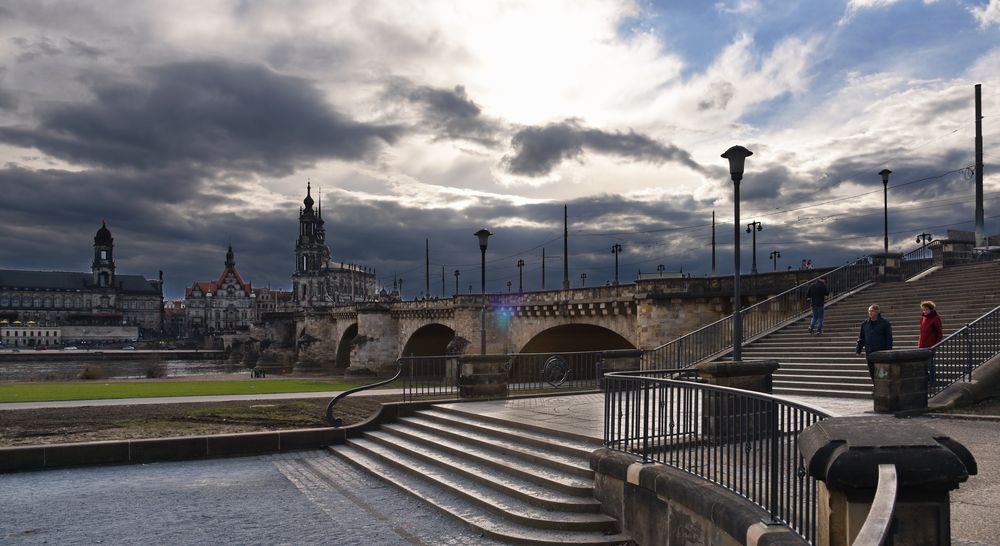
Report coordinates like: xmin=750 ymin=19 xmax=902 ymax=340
xmin=695 ymin=360 xmax=779 ymax=442
xmin=457 ymin=354 xmax=510 ymax=398
xmin=694 ymin=359 xmax=779 ymax=392
xmin=875 ymin=252 xmax=903 ymax=282
xmin=597 ymin=349 xmax=643 ymax=390
xmin=799 ymin=416 xmax=977 ymax=546
xmin=869 ymin=349 xmax=931 ymax=413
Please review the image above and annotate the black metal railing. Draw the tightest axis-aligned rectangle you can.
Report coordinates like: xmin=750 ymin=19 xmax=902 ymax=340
xmin=604 ymin=369 xmax=832 ymax=544
xmin=641 ymin=257 xmax=877 ymax=369
xmin=394 ymin=350 xmax=604 ymax=401
xmin=900 ymin=242 xmax=936 ymax=280
xmin=929 ymin=304 xmax=1000 ymax=398
xmin=325 ymin=360 xmax=405 ymax=426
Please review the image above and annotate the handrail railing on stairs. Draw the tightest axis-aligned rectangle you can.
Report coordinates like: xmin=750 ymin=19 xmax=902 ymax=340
xmin=641 ymin=256 xmax=878 ymax=369
xmin=929 ymin=303 xmax=1000 ymax=399
xmin=852 ymin=464 xmax=898 ymax=546
xmin=325 ymin=360 xmax=405 ymax=427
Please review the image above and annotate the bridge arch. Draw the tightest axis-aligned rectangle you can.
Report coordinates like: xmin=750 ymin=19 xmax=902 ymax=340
xmin=335 ymin=323 xmax=358 ymax=370
xmin=518 ymin=324 xmax=636 ymax=354
xmin=401 ymin=323 xmax=456 ymax=357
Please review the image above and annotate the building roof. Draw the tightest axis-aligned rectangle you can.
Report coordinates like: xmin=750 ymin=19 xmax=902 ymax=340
xmin=0 ymin=269 xmax=161 ymax=294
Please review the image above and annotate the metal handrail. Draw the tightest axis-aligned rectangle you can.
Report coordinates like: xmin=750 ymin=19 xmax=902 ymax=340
xmin=641 ymin=256 xmax=877 ymax=369
xmin=900 ymin=240 xmax=936 ymax=280
xmin=603 ymin=368 xmax=832 ymax=543
xmin=929 ymin=303 xmax=1000 ymax=398
xmin=325 ymin=360 xmax=405 ymax=427
xmin=852 ymin=464 xmax=898 ymax=546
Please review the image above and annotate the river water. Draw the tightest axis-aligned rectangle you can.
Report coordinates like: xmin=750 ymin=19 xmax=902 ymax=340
xmin=0 ymin=359 xmax=234 ymax=382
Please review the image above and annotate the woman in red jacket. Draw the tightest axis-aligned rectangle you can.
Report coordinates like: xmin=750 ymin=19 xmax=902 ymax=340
xmin=918 ymin=300 xmax=943 ymax=386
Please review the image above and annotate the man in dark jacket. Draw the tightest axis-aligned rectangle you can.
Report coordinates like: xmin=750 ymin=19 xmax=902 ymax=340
xmin=856 ymin=303 xmax=893 ymax=379
xmin=806 ymin=278 xmax=829 ymax=335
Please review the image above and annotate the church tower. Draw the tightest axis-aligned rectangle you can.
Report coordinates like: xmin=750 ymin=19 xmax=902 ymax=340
xmin=293 ymin=183 xmax=331 ymax=304
xmin=92 ymin=220 xmax=116 ymax=288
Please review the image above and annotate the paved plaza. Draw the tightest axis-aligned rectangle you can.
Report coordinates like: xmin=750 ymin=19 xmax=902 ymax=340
xmin=1 ymin=393 xmax=996 ymax=545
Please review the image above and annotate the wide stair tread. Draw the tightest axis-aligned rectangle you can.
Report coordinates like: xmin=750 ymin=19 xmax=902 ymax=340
xmin=396 ymin=413 xmax=593 ymax=479
xmin=329 ymin=441 xmax=629 ymax=545
xmin=382 ymin=420 xmax=595 ymax=497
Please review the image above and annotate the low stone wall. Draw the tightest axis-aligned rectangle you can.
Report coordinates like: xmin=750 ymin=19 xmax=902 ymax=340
xmin=590 ymin=448 xmax=806 ymax=546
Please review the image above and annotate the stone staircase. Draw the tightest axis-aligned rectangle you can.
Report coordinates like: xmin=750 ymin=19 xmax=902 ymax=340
xmin=328 ymin=404 xmax=631 ymax=545
xmin=739 ymin=261 xmax=1000 ymax=398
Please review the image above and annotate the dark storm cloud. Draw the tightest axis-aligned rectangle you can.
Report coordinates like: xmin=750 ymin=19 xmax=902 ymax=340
xmin=10 ymin=36 xmax=62 ymax=62
xmin=386 ymin=80 xmax=502 ymax=144
xmin=0 ymin=60 xmax=403 ymax=175
xmin=502 ymin=119 xmax=707 ymax=177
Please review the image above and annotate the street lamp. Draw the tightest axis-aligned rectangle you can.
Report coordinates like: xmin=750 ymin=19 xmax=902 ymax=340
xmin=516 ymin=258 xmax=525 ymax=293
xmin=916 ymin=232 xmax=932 ymax=257
xmin=507 ymin=280 xmax=512 ymax=293
xmin=453 ymin=269 xmax=460 ymax=295
xmin=580 ymin=272 xmax=587 ymax=287
xmin=746 ymin=221 xmax=763 ymax=274
xmin=880 ymin=169 xmax=892 ymax=256
xmin=769 ymin=250 xmax=781 ymax=272
xmin=611 ymin=244 xmax=622 ymax=285
xmin=657 ymin=264 xmax=665 ymax=277
xmin=474 ymin=228 xmax=492 ymax=354
xmin=722 ymin=145 xmax=753 ymax=362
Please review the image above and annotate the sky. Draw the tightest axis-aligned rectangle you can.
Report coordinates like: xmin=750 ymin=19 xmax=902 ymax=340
xmin=1 ymin=0 xmax=999 ymax=300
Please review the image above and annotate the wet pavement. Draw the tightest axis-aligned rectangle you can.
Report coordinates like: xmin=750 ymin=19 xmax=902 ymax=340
xmin=1 ymin=392 xmax=994 ymax=545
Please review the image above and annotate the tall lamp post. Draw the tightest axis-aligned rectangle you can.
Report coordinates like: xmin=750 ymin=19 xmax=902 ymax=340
xmin=656 ymin=264 xmax=665 ymax=277
xmin=769 ymin=250 xmax=781 ymax=272
xmin=611 ymin=244 xmax=622 ymax=285
xmin=746 ymin=221 xmax=763 ymax=274
xmin=453 ymin=269 xmax=460 ymax=296
xmin=722 ymin=145 xmax=753 ymax=362
xmin=880 ymin=169 xmax=891 ymax=257
xmin=580 ymin=272 xmax=587 ymax=287
xmin=516 ymin=258 xmax=525 ymax=293
xmin=475 ymin=229 xmax=492 ymax=354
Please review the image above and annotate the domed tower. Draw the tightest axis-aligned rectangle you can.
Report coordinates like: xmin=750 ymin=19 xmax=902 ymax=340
xmin=92 ymin=220 xmax=116 ymax=288
xmin=293 ymin=182 xmax=331 ymax=304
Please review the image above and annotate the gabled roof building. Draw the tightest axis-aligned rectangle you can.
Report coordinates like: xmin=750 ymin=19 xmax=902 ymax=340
xmin=184 ymin=246 xmax=255 ymax=334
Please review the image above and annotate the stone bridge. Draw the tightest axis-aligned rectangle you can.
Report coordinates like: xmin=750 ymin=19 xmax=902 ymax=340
xmin=291 ymin=269 xmax=825 ymax=375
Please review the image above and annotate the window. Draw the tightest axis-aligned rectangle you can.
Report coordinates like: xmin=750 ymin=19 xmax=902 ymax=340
xmin=100 ymin=250 xmax=108 ymax=260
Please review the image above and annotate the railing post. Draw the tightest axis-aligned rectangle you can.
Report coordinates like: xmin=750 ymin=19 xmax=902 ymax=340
xmin=965 ymin=328 xmax=973 ymax=381
xmin=768 ymin=398 xmax=780 ymax=524
xmin=642 ymin=378 xmax=650 ymax=462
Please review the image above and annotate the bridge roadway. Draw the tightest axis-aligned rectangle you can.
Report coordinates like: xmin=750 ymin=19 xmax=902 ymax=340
xmin=1 ymin=393 xmax=996 ymax=545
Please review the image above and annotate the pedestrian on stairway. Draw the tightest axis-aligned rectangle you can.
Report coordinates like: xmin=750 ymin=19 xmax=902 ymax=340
xmin=918 ymin=300 xmax=944 ymax=386
xmin=807 ymin=278 xmax=828 ymax=335
xmin=856 ymin=304 xmax=893 ymax=379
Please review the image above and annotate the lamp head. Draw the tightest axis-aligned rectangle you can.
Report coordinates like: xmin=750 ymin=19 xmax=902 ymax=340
xmin=474 ymin=229 xmax=493 ymax=251
xmin=722 ymin=145 xmax=753 ymax=180
xmin=879 ymin=169 xmax=892 ymax=184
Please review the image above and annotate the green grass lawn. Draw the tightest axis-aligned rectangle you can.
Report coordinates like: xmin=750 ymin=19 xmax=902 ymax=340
xmin=0 ymin=379 xmax=372 ymax=403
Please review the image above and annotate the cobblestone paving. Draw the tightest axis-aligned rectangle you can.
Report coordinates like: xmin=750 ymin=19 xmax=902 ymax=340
xmin=0 ymin=450 xmax=503 ymax=545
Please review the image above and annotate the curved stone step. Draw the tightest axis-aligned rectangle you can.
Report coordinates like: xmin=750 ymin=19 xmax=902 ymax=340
xmin=329 ymin=441 xmax=629 ymax=544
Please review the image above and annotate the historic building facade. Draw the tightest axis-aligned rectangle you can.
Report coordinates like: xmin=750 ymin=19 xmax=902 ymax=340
xmin=0 ymin=222 xmax=164 ymax=334
xmin=291 ymin=183 xmax=377 ymax=308
xmin=184 ymin=246 xmax=255 ymax=334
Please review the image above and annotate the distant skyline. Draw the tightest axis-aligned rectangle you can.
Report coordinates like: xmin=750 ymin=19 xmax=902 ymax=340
xmin=1 ymin=0 xmax=998 ymax=299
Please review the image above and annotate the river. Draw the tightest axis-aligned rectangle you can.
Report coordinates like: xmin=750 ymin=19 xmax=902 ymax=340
xmin=0 ymin=358 xmax=234 ymax=382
